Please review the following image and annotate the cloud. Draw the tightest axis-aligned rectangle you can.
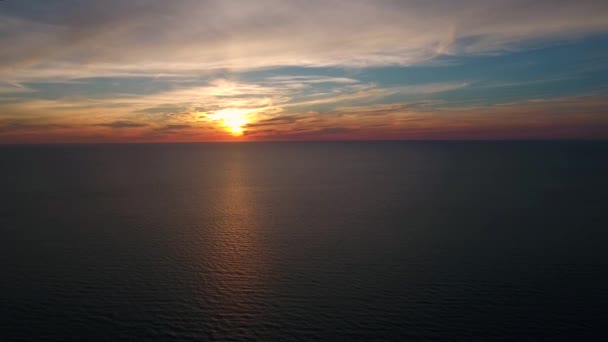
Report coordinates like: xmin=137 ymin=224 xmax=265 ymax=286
xmin=5 ymin=78 xmax=460 ymax=129
xmin=2 ymin=94 xmax=607 ymax=142
xmin=316 ymin=127 xmax=353 ymax=135
xmin=1 ymin=1 xmax=607 ymax=80
xmin=397 ymin=82 xmax=469 ymax=95
xmin=0 ymin=82 xmax=34 ymax=94
xmin=282 ymin=82 xmax=467 ymax=109
xmin=0 ymin=120 xmax=68 ymax=133
xmin=96 ymin=120 xmax=148 ymax=128
xmin=240 ymin=95 xmax=608 ymax=140
xmin=263 ymin=76 xmax=359 ymax=84
xmin=1 ymin=1 xmax=606 ymax=142
xmin=332 ymin=102 xmax=444 ymax=116
xmin=246 ymin=115 xmax=305 ymax=128
xmin=156 ymin=124 xmax=191 ymax=131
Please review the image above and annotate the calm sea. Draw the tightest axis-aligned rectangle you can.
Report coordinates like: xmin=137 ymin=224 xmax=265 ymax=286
xmin=1 ymin=141 xmax=607 ymax=341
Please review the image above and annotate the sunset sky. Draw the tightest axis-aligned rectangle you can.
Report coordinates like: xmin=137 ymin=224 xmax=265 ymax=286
xmin=1 ymin=0 xmax=607 ymax=143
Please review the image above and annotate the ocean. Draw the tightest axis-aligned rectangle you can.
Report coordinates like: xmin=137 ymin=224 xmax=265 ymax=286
xmin=1 ymin=141 xmax=607 ymax=340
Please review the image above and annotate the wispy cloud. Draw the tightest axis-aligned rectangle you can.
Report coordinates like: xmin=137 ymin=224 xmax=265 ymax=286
xmin=95 ymin=120 xmax=149 ymax=129
xmin=1 ymin=1 xmax=607 ymax=81
xmin=0 ymin=1 xmax=607 ymax=142
xmin=0 ymin=82 xmax=34 ymax=94
xmin=263 ymin=76 xmax=359 ymax=85
xmin=283 ymin=82 xmax=467 ymax=108
xmin=155 ymin=124 xmax=191 ymax=131
xmin=242 ymin=95 xmax=608 ymax=140
xmin=0 ymin=120 xmax=68 ymax=133
xmin=2 ymin=94 xmax=606 ymax=142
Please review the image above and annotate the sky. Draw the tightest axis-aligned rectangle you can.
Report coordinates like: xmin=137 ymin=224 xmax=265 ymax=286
xmin=1 ymin=0 xmax=607 ymax=143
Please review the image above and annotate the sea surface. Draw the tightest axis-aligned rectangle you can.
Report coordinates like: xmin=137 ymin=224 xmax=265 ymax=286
xmin=1 ymin=141 xmax=607 ymax=341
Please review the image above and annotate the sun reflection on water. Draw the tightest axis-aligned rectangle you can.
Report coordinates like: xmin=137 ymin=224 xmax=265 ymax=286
xmin=195 ymin=148 xmax=270 ymax=336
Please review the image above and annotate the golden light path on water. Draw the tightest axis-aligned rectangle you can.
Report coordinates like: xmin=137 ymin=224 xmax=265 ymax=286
xmin=209 ymin=108 xmax=251 ymax=136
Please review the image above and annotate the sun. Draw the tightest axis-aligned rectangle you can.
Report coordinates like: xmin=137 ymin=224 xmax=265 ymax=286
xmin=210 ymin=108 xmax=249 ymax=136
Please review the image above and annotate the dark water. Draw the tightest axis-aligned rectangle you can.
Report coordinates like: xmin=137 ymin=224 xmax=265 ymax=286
xmin=1 ymin=141 xmax=607 ymax=341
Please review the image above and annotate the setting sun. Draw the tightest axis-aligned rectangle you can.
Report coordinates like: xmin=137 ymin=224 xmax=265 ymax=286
xmin=209 ymin=108 xmax=250 ymax=136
